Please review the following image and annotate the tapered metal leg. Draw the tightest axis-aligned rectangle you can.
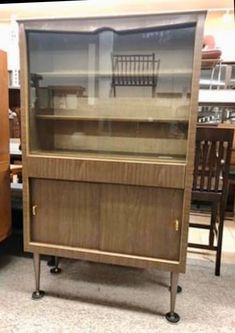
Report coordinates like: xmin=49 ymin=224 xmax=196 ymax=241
xmin=50 ymin=256 xmax=62 ymax=274
xmin=169 ymin=285 xmax=182 ymax=293
xmin=165 ymin=272 xmax=180 ymax=323
xmin=32 ymin=253 xmax=45 ymax=300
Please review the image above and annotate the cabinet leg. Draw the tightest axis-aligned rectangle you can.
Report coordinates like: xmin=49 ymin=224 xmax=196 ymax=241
xmin=32 ymin=253 xmax=45 ymax=300
xmin=165 ymin=272 xmax=180 ymax=323
xmin=169 ymin=285 xmax=182 ymax=293
xmin=50 ymin=256 xmax=62 ymax=274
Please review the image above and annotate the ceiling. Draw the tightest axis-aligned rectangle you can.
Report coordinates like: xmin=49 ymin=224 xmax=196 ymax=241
xmin=0 ymin=0 xmax=234 ymax=22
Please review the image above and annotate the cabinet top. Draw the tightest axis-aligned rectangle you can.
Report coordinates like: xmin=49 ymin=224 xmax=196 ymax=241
xmin=18 ymin=11 xmax=206 ymax=31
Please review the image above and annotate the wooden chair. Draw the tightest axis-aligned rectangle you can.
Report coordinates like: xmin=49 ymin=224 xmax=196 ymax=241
xmin=111 ymin=53 xmax=160 ymax=97
xmin=189 ymin=126 xmax=233 ymax=276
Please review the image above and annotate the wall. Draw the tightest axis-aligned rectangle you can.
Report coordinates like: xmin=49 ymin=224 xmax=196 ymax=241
xmin=0 ymin=0 xmax=233 ymax=21
xmin=205 ymin=10 xmax=235 ymax=61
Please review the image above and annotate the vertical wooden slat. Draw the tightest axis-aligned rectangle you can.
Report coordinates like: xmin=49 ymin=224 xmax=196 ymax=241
xmin=207 ymin=141 xmax=216 ymax=191
xmin=142 ymin=55 xmax=145 ymax=85
xmin=214 ymin=141 xmax=224 ymax=191
xmin=193 ymin=141 xmax=200 ymax=190
xmin=134 ymin=55 xmax=136 ymax=85
xmin=199 ymin=140 xmax=208 ymax=190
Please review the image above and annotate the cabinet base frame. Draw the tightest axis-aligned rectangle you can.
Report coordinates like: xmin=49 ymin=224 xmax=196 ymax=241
xmin=30 ymin=252 xmax=181 ymax=322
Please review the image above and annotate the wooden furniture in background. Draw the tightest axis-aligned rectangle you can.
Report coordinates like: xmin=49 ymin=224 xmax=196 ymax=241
xmin=189 ymin=126 xmax=233 ymax=276
xmin=8 ymin=87 xmax=21 ymax=139
xmin=198 ymin=90 xmax=235 ymax=215
xmin=19 ymin=12 xmax=205 ymax=323
xmin=0 ymin=50 xmax=11 ymax=242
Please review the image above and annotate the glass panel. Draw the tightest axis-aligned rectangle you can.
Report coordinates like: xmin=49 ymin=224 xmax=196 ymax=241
xmin=27 ymin=20 xmax=195 ymax=162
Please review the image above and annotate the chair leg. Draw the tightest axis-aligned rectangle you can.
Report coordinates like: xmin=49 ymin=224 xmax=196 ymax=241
xmin=215 ymin=206 xmax=225 ymax=276
xmin=209 ymin=201 xmax=217 ymax=247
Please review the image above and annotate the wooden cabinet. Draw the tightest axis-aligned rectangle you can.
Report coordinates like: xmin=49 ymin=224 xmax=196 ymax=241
xmin=19 ymin=12 xmax=206 ymax=322
xmin=0 ymin=50 xmax=11 ymax=241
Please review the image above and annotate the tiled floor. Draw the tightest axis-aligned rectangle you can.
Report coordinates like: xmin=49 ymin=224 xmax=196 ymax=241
xmin=188 ymin=212 xmax=235 ymax=264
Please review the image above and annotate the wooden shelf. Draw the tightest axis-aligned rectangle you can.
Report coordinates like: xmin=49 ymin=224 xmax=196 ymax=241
xmin=35 ymin=114 xmax=188 ymax=123
xmin=30 ymin=149 xmax=186 ymax=164
xmin=35 ymin=97 xmax=189 ymax=122
xmin=34 ymin=69 xmax=192 ymax=78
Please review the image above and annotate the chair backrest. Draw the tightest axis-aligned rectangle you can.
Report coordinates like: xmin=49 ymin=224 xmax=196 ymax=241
xmin=193 ymin=126 xmax=233 ymax=194
xmin=111 ymin=53 xmax=160 ymax=94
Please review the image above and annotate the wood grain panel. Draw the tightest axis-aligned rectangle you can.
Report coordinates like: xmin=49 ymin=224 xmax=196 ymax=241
xmin=100 ymin=185 xmax=182 ymax=260
xmin=26 ymin=242 xmax=183 ymax=271
xmin=0 ymin=166 xmax=11 ymax=241
xmin=0 ymin=50 xmax=9 ymax=157
xmin=26 ymin=156 xmax=186 ymax=189
xmin=29 ymin=178 xmax=182 ymax=262
xmin=0 ymin=50 xmax=11 ymax=242
xmin=31 ymin=179 xmax=100 ymax=248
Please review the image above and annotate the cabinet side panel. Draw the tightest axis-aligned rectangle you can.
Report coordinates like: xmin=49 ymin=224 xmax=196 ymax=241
xmin=180 ymin=13 xmax=206 ymax=271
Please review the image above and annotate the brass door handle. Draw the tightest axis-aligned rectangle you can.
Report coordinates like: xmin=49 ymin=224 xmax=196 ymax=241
xmin=175 ymin=219 xmax=179 ymax=232
xmin=32 ymin=205 xmax=38 ymax=216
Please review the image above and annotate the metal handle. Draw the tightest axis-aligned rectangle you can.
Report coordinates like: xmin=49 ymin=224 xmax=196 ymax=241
xmin=175 ymin=219 xmax=179 ymax=232
xmin=32 ymin=205 xmax=38 ymax=216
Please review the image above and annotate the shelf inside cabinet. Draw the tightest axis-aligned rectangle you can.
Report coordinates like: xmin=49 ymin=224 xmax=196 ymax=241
xmin=34 ymin=97 xmax=189 ymax=123
xmin=30 ymin=149 xmax=186 ymax=164
xmin=34 ymin=69 xmax=193 ymax=78
xmin=35 ymin=114 xmax=188 ymax=123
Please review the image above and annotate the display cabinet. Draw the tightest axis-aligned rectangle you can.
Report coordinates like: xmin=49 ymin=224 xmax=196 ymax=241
xmin=19 ymin=12 xmax=205 ymax=322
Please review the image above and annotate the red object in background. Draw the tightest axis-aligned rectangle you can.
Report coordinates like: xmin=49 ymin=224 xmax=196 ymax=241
xmin=203 ymin=35 xmax=216 ymax=49
xmin=201 ymin=35 xmax=222 ymax=69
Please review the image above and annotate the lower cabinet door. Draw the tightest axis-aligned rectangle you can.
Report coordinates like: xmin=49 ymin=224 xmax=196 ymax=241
xmin=30 ymin=178 xmax=183 ymax=261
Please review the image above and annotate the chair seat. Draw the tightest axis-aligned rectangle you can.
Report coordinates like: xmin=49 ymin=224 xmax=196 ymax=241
xmin=192 ymin=190 xmax=221 ymax=202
